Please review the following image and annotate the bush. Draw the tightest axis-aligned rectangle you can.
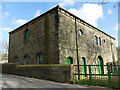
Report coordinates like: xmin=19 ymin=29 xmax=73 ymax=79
xmin=2 ymin=63 xmax=16 ymax=74
xmin=2 ymin=64 xmax=72 ymax=83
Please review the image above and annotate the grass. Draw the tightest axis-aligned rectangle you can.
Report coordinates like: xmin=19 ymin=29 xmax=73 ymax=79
xmin=75 ymin=76 xmax=120 ymax=89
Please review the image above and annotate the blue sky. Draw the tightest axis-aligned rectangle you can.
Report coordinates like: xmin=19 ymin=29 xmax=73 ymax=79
xmin=0 ymin=1 xmax=119 ymax=46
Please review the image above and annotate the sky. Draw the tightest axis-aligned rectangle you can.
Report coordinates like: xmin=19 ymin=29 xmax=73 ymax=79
xmin=0 ymin=0 xmax=119 ymax=46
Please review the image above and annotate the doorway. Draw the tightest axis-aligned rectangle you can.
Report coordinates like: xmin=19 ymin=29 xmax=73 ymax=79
xmin=66 ymin=57 xmax=73 ymax=64
xmin=97 ymin=56 xmax=104 ymax=74
xmin=81 ymin=57 xmax=86 ymax=78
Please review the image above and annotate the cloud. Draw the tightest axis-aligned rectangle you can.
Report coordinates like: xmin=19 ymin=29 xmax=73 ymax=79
xmin=59 ymin=0 xmax=74 ymax=7
xmin=13 ymin=19 xmax=27 ymax=26
xmin=108 ymin=9 xmax=112 ymax=14
xmin=68 ymin=3 xmax=104 ymax=27
xmin=2 ymin=12 xmax=9 ymax=18
xmin=113 ymin=23 xmax=120 ymax=31
xmin=5 ymin=12 xmax=9 ymax=16
xmin=0 ymin=27 xmax=12 ymax=32
xmin=0 ymin=27 xmax=12 ymax=41
xmin=12 ymin=17 xmax=16 ymax=22
xmin=0 ymin=5 xmax=2 ymax=18
xmin=34 ymin=10 xmax=41 ymax=17
xmin=0 ymin=28 xmax=2 ymax=40
xmin=2 ymin=27 xmax=12 ymax=31
xmin=0 ymin=5 xmax=1 ymax=8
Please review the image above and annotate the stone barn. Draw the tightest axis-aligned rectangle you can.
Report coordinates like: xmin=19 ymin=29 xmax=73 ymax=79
xmin=8 ymin=5 xmax=118 ymax=74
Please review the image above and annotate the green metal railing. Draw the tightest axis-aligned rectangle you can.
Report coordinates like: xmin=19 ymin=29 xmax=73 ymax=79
xmin=74 ymin=65 xmax=120 ymax=88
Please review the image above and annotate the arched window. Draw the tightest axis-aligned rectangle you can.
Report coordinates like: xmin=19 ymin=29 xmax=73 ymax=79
xmin=25 ymin=29 xmax=29 ymax=41
xmin=97 ymin=56 xmax=104 ymax=74
xmin=66 ymin=57 xmax=73 ymax=64
xmin=94 ymin=36 xmax=98 ymax=45
xmin=14 ymin=57 xmax=19 ymax=63
xmin=103 ymin=39 xmax=106 ymax=43
xmin=79 ymin=29 xmax=83 ymax=36
xmin=24 ymin=55 xmax=29 ymax=64
xmin=98 ymin=37 xmax=101 ymax=46
xmin=110 ymin=63 xmax=113 ymax=73
xmin=37 ymin=54 xmax=44 ymax=64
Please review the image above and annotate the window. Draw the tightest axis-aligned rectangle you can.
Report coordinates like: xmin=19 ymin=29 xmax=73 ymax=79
xmin=98 ymin=37 xmax=101 ymax=46
xmin=79 ymin=29 xmax=83 ymax=36
xmin=111 ymin=43 xmax=114 ymax=52
xmin=66 ymin=57 xmax=73 ymax=64
xmin=94 ymin=36 xmax=98 ymax=45
xmin=24 ymin=55 xmax=29 ymax=64
xmin=110 ymin=63 xmax=113 ymax=73
xmin=25 ymin=29 xmax=29 ymax=41
xmin=81 ymin=57 xmax=87 ymax=78
xmin=97 ymin=56 xmax=104 ymax=74
xmin=103 ymin=39 xmax=106 ymax=43
xmin=14 ymin=57 xmax=19 ymax=63
xmin=37 ymin=54 xmax=44 ymax=64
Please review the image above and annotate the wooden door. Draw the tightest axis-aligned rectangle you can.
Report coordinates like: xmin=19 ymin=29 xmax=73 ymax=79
xmin=97 ymin=58 xmax=102 ymax=74
xmin=66 ymin=58 xmax=71 ymax=64
xmin=81 ymin=58 xmax=86 ymax=78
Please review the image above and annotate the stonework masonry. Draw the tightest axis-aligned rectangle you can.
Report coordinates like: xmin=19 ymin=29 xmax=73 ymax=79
xmin=58 ymin=8 xmax=118 ymax=65
xmin=8 ymin=5 xmax=118 ymax=67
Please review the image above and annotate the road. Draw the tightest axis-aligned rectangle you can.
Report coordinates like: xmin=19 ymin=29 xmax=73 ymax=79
xmin=1 ymin=74 xmax=90 ymax=88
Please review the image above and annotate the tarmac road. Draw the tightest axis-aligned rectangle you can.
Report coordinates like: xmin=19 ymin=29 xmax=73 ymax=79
xmin=1 ymin=74 xmax=111 ymax=90
xmin=1 ymin=74 xmax=89 ymax=88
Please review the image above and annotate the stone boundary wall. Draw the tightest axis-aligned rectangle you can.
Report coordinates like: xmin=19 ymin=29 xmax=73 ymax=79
xmin=1 ymin=63 xmax=73 ymax=83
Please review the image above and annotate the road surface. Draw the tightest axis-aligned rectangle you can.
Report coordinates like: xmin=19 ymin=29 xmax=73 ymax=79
xmin=1 ymin=74 xmax=89 ymax=88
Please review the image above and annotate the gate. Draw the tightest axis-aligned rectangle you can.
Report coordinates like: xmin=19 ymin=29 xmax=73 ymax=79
xmin=73 ymin=65 xmax=120 ymax=88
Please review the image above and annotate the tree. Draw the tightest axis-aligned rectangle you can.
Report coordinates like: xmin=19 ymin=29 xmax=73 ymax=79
xmin=116 ymin=47 xmax=120 ymax=60
xmin=0 ymin=40 xmax=8 ymax=61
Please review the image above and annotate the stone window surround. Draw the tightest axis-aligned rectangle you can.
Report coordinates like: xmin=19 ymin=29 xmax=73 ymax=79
xmin=14 ymin=57 xmax=19 ymax=63
xmin=98 ymin=37 xmax=102 ymax=46
xmin=94 ymin=36 xmax=103 ymax=46
xmin=103 ymin=39 xmax=106 ymax=43
xmin=37 ymin=53 xmax=44 ymax=64
xmin=79 ymin=29 xmax=83 ymax=36
xmin=24 ymin=55 xmax=29 ymax=64
xmin=94 ymin=35 xmax=98 ymax=45
xmin=24 ymin=29 xmax=30 ymax=42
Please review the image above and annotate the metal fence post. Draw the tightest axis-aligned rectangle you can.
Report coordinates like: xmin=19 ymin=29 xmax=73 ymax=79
xmin=89 ymin=65 xmax=92 ymax=84
xmin=108 ymin=65 xmax=111 ymax=88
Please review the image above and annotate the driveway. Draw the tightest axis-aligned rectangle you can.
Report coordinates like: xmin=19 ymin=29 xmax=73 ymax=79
xmin=1 ymin=73 xmax=89 ymax=88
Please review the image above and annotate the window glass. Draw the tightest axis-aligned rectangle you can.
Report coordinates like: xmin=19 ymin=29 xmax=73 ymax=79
xmin=37 ymin=54 xmax=44 ymax=64
xmin=24 ymin=55 xmax=29 ymax=64
xmin=79 ymin=29 xmax=83 ymax=36
xmin=98 ymin=37 xmax=101 ymax=46
xmin=14 ymin=57 xmax=19 ymax=63
xmin=66 ymin=57 xmax=73 ymax=64
xmin=94 ymin=36 xmax=98 ymax=45
xmin=25 ymin=29 xmax=29 ymax=41
xmin=103 ymin=39 xmax=106 ymax=43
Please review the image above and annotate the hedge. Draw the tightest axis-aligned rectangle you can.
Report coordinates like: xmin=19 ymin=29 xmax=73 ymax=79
xmin=2 ymin=63 xmax=73 ymax=83
xmin=2 ymin=63 xmax=16 ymax=74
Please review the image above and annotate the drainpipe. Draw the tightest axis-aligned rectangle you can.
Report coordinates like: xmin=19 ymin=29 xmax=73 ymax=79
xmin=75 ymin=17 xmax=80 ymax=80
xmin=110 ymin=38 xmax=115 ymax=64
xmin=110 ymin=38 xmax=115 ymax=73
